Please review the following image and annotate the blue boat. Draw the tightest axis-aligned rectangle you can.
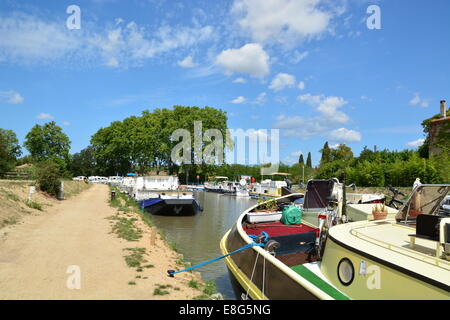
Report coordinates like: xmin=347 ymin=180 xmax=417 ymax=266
xmin=139 ymin=197 xmax=202 ymax=216
xmin=132 ymin=175 xmax=203 ymax=216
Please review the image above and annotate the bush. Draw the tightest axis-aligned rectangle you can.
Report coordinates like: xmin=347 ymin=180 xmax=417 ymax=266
xmin=34 ymin=161 xmax=61 ymax=197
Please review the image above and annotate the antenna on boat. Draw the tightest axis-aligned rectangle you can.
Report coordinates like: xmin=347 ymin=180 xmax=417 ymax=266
xmin=342 ymin=171 xmax=347 ymax=221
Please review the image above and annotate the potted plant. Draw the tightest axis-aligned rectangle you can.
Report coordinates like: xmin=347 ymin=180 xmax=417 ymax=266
xmin=372 ymin=203 xmax=388 ymax=220
xmin=247 ymin=198 xmax=283 ymax=223
xmin=256 ymin=198 xmax=279 ymax=213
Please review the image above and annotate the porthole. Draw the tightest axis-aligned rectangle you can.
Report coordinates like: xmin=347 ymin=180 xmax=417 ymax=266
xmin=337 ymin=258 xmax=354 ymax=286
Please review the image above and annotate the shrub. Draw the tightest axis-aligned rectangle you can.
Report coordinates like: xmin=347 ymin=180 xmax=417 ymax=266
xmin=34 ymin=161 xmax=61 ymax=197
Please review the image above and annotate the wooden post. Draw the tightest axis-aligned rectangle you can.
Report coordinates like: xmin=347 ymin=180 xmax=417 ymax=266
xmin=28 ymin=186 xmax=35 ymax=202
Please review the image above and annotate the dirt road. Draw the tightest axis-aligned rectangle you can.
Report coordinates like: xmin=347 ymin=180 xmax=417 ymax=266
xmin=0 ymin=184 xmax=201 ymax=299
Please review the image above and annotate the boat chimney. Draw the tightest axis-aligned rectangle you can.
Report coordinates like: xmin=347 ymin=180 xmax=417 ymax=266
xmin=440 ymin=100 xmax=447 ymax=118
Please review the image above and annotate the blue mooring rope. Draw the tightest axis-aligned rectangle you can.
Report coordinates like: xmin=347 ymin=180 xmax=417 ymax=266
xmin=167 ymin=232 xmax=269 ymax=277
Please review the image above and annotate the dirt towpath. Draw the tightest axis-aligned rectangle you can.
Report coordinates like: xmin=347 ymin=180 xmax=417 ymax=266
xmin=0 ymin=184 xmax=201 ymax=299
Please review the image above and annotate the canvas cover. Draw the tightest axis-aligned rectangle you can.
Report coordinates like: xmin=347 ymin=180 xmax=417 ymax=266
xmin=304 ymin=179 xmax=337 ymax=210
xmin=281 ymin=205 xmax=302 ymax=225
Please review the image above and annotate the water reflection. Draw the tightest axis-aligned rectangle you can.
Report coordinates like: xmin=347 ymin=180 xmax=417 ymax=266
xmin=149 ymin=191 xmax=256 ymax=299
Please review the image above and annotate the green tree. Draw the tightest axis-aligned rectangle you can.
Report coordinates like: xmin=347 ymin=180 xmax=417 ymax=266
xmin=331 ymin=144 xmax=353 ymax=162
xmin=306 ymin=152 xmax=312 ymax=168
xmin=298 ymin=154 xmax=304 ymax=165
xmin=91 ymin=106 xmax=228 ymax=178
xmin=0 ymin=129 xmax=22 ymax=175
xmin=319 ymin=142 xmax=331 ymax=166
xmin=69 ymin=146 xmax=97 ymax=177
xmin=358 ymin=146 xmax=376 ymax=162
xmin=24 ymin=122 xmax=71 ymax=163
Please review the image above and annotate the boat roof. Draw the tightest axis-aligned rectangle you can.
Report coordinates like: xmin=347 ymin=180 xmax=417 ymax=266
xmin=329 ymin=219 xmax=450 ymax=290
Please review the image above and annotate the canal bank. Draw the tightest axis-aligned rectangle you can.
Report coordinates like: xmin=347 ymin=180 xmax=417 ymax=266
xmin=148 ymin=191 xmax=257 ymax=299
xmin=0 ymin=183 xmax=205 ymax=299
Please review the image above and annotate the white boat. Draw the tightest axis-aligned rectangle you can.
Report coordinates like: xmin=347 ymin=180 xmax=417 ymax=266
xmin=133 ymin=175 xmax=202 ymax=216
xmin=249 ymin=179 xmax=288 ymax=199
xmin=221 ymin=184 xmax=450 ymax=300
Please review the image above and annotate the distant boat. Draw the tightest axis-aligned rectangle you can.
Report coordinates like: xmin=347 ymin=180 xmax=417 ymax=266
xmin=249 ymin=173 xmax=292 ymax=199
xmin=204 ymin=176 xmax=233 ymax=194
xmin=128 ymin=175 xmax=202 ymax=216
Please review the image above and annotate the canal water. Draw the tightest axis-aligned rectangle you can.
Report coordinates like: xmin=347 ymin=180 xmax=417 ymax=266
xmin=149 ymin=191 xmax=256 ymax=299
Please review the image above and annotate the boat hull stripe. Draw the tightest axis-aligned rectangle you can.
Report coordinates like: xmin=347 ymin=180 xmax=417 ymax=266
xmin=290 ymin=265 xmax=350 ymax=300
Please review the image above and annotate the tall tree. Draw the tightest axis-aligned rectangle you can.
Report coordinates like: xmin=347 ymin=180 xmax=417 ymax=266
xmin=306 ymin=152 xmax=312 ymax=168
xmin=0 ymin=129 xmax=21 ymax=175
xmin=90 ymin=106 xmax=228 ymax=177
xmin=24 ymin=121 xmax=71 ymax=162
xmin=69 ymin=146 xmax=97 ymax=177
xmin=298 ymin=154 xmax=304 ymax=165
xmin=331 ymin=144 xmax=354 ymax=162
xmin=320 ymin=142 xmax=332 ymax=166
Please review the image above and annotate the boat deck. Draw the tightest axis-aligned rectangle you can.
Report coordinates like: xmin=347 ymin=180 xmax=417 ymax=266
xmin=329 ymin=220 xmax=450 ymax=288
xmin=243 ymin=221 xmax=318 ymax=237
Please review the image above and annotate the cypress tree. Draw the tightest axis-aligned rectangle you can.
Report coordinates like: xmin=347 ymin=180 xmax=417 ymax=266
xmin=298 ymin=154 xmax=304 ymax=165
xmin=306 ymin=152 xmax=312 ymax=168
xmin=320 ymin=141 xmax=332 ymax=165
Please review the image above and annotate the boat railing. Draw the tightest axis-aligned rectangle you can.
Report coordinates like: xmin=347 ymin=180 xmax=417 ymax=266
xmin=350 ymin=223 xmax=450 ymax=271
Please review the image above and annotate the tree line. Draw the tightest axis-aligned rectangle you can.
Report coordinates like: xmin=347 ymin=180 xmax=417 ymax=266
xmin=0 ymin=105 xmax=447 ymax=189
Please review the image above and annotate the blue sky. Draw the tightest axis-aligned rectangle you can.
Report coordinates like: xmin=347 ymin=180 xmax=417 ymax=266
xmin=1 ymin=0 xmax=449 ymax=166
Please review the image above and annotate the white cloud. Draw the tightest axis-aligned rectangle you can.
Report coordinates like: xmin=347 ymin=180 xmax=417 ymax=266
xmin=269 ymin=73 xmax=296 ymax=91
xmin=329 ymin=128 xmax=361 ymax=143
xmin=94 ymin=22 xmax=214 ymax=68
xmin=0 ymin=13 xmax=214 ymax=68
xmin=36 ymin=113 xmax=54 ymax=120
xmin=233 ymin=77 xmax=247 ymax=83
xmin=215 ymin=43 xmax=270 ymax=78
xmin=298 ymin=93 xmax=349 ymax=124
xmin=232 ymin=0 xmax=333 ymax=45
xmin=0 ymin=13 xmax=83 ymax=65
xmin=62 ymin=121 xmax=71 ymax=126
xmin=253 ymin=92 xmax=267 ymax=105
xmin=178 ymin=55 xmax=197 ymax=68
xmin=230 ymin=96 xmax=246 ymax=104
xmin=409 ymin=94 xmax=421 ymax=105
xmin=407 ymin=138 xmax=425 ymax=148
xmin=247 ymin=129 xmax=274 ymax=142
xmin=291 ymin=51 xmax=309 ymax=63
xmin=0 ymin=90 xmax=24 ymax=104
xmin=298 ymin=81 xmax=305 ymax=90
xmin=409 ymin=93 xmax=429 ymax=108
xmin=273 ymin=93 xmax=354 ymax=140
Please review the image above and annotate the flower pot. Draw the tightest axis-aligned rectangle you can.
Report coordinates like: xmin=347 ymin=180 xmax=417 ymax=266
xmin=372 ymin=211 xmax=388 ymax=220
xmin=409 ymin=209 xmax=423 ymax=218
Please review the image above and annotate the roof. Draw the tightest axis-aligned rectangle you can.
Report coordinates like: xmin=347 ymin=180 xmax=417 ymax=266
xmin=430 ymin=116 xmax=450 ymax=124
